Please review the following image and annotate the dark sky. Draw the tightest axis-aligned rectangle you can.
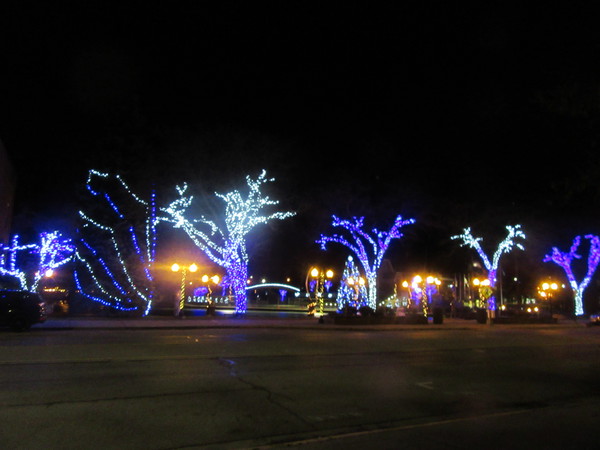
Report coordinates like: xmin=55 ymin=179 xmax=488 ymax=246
xmin=3 ymin=2 xmax=600 ymax=282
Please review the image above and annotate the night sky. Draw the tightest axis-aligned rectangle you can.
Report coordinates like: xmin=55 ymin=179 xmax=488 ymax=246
xmin=3 ymin=3 xmax=600 ymax=284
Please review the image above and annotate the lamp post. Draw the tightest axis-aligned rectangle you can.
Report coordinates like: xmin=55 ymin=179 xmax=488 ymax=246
xmin=403 ymin=275 xmax=442 ymax=317
xmin=539 ymin=281 xmax=559 ymax=318
xmin=401 ymin=280 xmax=412 ymax=309
xmin=201 ymin=274 xmax=220 ymax=315
xmin=473 ymin=277 xmax=493 ymax=323
xmin=171 ymin=263 xmax=198 ymax=317
xmin=346 ymin=275 xmax=365 ymax=308
xmin=472 ymin=278 xmax=492 ymax=307
xmin=306 ymin=267 xmax=334 ymax=317
xmin=412 ymin=275 xmax=427 ymax=316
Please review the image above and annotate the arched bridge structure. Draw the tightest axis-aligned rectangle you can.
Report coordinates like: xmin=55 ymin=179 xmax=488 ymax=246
xmin=245 ymin=282 xmax=301 ymax=293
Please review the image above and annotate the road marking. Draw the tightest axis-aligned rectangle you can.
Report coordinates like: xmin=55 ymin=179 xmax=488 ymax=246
xmin=416 ymin=381 xmax=434 ymax=390
xmin=254 ymin=408 xmax=534 ymax=448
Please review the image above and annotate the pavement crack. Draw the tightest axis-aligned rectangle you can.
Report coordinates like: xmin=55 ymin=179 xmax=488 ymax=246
xmin=216 ymin=357 xmax=314 ymax=428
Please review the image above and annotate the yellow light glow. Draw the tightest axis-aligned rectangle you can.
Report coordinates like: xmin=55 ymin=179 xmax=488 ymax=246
xmin=189 ymin=264 xmax=198 ymax=273
xmin=326 ymin=269 xmax=334 ymax=278
xmin=311 ymin=268 xmax=319 ymax=277
xmin=171 ymin=263 xmax=180 ymax=272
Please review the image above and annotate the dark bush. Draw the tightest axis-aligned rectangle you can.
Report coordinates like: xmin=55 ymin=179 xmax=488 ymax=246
xmin=432 ymin=307 xmax=444 ymax=324
xmin=376 ymin=306 xmax=396 ymax=317
xmin=358 ymin=305 xmax=375 ymax=316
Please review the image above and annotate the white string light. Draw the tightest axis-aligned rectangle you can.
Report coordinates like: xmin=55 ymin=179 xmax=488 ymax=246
xmin=160 ymin=170 xmax=295 ymax=314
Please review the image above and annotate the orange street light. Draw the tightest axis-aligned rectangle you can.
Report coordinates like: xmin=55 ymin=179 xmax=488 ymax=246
xmin=171 ymin=263 xmax=199 ymax=317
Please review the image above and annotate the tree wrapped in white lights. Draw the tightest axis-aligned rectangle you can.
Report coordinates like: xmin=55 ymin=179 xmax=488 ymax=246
xmin=0 ymin=231 xmax=74 ymax=291
xmin=451 ymin=225 xmax=525 ymax=312
xmin=544 ymin=234 xmax=600 ymax=317
xmin=75 ymin=170 xmax=158 ymax=315
xmin=161 ymin=170 xmax=295 ymax=314
xmin=317 ymin=215 xmax=415 ymax=310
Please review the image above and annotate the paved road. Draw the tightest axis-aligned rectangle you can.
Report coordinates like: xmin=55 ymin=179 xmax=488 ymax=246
xmin=1 ymin=318 xmax=599 ymax=449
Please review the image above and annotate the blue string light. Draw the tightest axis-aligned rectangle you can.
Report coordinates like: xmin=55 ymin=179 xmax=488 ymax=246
xmin=544 ymin=234 xmax=600 ymax=316
xmin=0 ymin=232 xmax=74 ymax=291
xmin=76 ymin=170 xmax=158 ymax=315
xmin=317 ymin=215 xmax=415 ymax=309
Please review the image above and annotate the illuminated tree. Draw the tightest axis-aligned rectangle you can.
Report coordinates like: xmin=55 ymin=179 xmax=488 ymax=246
xmin=161 ymin=170 xmax=295 ymax=314
xmin=451 ymin=225 xmax=525 ymax=311
xmin=317 ymin=215 xmax=415 ymax=309
xmin=0 ymin=231 xmax=74 ymax=291
xmin=544 ymin=234 xmax=600 ymax=316
xmin=75 ymin=170 xmax=158 ymax=315
xmin=337 ymin=255 xmax=368 ymax=310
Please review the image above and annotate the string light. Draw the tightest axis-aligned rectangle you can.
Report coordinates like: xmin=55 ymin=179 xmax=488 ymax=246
xmin=317 ymin=215 xmax=415 ymax=309
xmin=337 ymin=255 xmax=368 ymax=310
xmin=544 ymin=234 xmax=600 ymax=316
xmin=0 ymin=232 xmax=74 ymax=291
xmin=160 ymin=170 xmax=295 ymax=314
xmin=76 ymin=170 xmax=158 ymax=315
xmin=452 ymin=225 xmax=525 ymax=311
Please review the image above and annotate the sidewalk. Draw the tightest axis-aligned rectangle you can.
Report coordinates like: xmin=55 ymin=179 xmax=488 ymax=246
xmin=35 ymin=314 xmax=590 ymax=331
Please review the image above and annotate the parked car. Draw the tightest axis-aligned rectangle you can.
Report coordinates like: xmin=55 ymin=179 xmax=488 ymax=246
xmin=0 ymin=289 xmax=47 ymax=331
xmin=587 ymin=314 xmax=600 ymax=327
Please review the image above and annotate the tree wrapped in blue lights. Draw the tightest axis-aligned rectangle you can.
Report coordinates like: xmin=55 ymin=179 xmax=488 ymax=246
xmin=161 ymin=170 xmax=295 ymax=314
xmin=317 ymin=215 xmax=415 ymax=309
xmin=452 ymin=225 xmax=525 ymax=312
xmin=75 ymin=170 xmax=158 ymax=315
xmin=0 ymin=231 xmax=74 ymax=291
xmin=544 ymin=234 xmax=600 ymax=316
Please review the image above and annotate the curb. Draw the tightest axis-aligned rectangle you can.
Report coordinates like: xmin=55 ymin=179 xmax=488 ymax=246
xmin=31 ymin=316 xmax=591 ymax=331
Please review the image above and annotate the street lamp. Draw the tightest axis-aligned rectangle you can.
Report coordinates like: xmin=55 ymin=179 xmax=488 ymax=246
xmin=403 ymin=274 xmax=442 ymax=317
xmin=539 ymin=281 xmax=559 ymax=317
xmin=472 ymin=278 xmax=492 ymax=308
xmin=472 ymin=277 xmax=494 ymax=323
xmin=346 ymin=275 xmax=365 ymax=308
xmin=201 ymin=274 xmax=220 ymax=315
xmin=171 ymin=263 xmax=198 ymax=317
xmin=306 ymin=267 xmax=334 ymax=317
